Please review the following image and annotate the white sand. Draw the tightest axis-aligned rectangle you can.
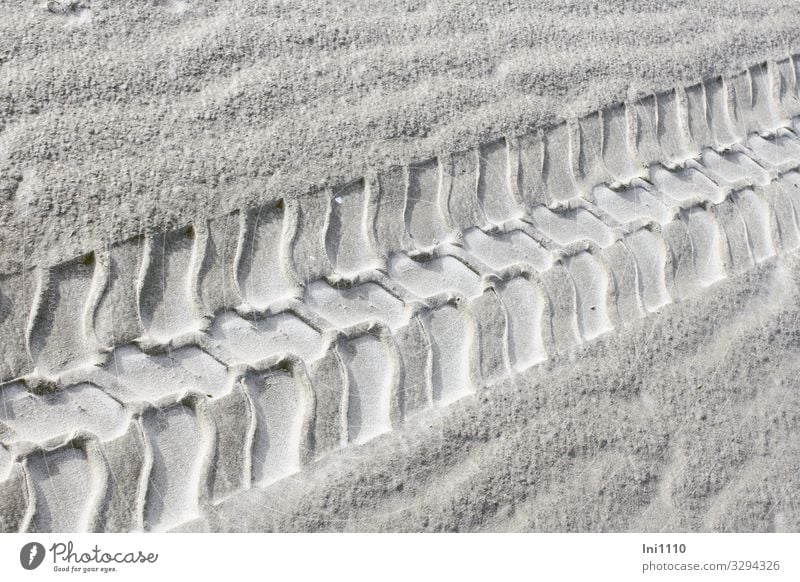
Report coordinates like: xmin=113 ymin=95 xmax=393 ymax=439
xmin=2 ymin=1 xmax=800 ymax=534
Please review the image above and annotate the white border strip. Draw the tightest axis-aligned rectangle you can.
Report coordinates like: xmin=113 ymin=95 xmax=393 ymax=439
xmin=1 ymin=533 xmax=797 ymax=581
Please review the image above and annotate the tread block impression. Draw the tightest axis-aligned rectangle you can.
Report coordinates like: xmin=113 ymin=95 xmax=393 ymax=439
xmin=710 ymin=198 xmax=755 ymax=274
xmin=245 ymin=367 xmax=311 ymax=486
xmin=478 ymin=138 xmax=520 ymax=223
xmin=684 ymin=83 xmax=713 ymax=156
xmin=308 ymin=349 xmax=347 ymax=457
xmin=778 ymin=171 xmax=800 ymax=229
xmin=538 ymin=265 xmax=580 ymax=354
xmin=237 ymin=203 xmax=298 ymax=309
xmin=469 ymin=289 xmax=509 ymax=385
xmin=105 ymin=345 xmax=228 ymax=402
xmin=633 ymin=94 xmax=661 ymax=166
xmin=463 ymin=227 xmax=551 ymax=272
xmin=732 ymin=65 xmax=783 ymax=136
xmin=326 ymin=180 xmax=380 ymax=275
xmin=747 ymin=134 xmax=800 ymax=170
xmin=422 ymin=302 xmax=475 ymax=405
xmin=394 ymin=314 xmax=432 ymax=417
xmin=577 ymin=112 xmax=611 ymax=193
xmin=208 ymin=383 xmax=254 ymax=504
xmin=497 ymin=276 xmax=547 ymax=372
xmin=388 ymin=254 xmax=482 ymax=300
xmin=650 ymin=165 xmax=723 ymax=206
xmin=405 ymin=159 xmax=450 ymax=248
xmin=100 ymin=419 xmax=147 ymax=532
xmin=699 ymin=149 xmax=770 ymax=189
xmin=516 ymin=131 xmax=548 ymax=209
xmin=565 ymin=251 xmax=613 ymax=341
xmin=765 ymin=179 xmax=800 ymax=251
xmin=542 ymin=122 xmax=578 ymax=202
xmin=703 ymin=76 xmax=742 ymax=148
xmin=529 ymin=206 xmax=615 ymax=248
xmin=288 ymin=198 xmax=332 ymax=284
xmin=29 ymin=255 xmax=101 ymax=375
xmin=209 ymin=311 xmax=325 ymax=365
xmin=656 ymin=89 xmax=692 ymax=165
xmin=661 ymin=218 xmax=699 ymax=301
xmin=0 ymin=382 xmax=126 ymax=444
xmin=143 ymin=404 xmax=208 ymax=532
xmin=198 ymin=212 xmax=243 ymax=315
xmin=684 ymin=207 xmax=727 ymax=287
xmin=601 ymin=240 xmax=644 ymax=327
xmin=27 ymin=444 xmax=103 ymax=533
xmin=626 ymin=228 xmax=670 ymax=313
xmin=603 ymin=104 xmax=643 ymax=184
xmin=775 ymin=58 xmax=800 ymax=119
xmin=734 ymin=189 xmax=777 ymax=263
xmin=340 ymin=334 xmax=396 ymax=444
xmin=593 ymin=183 xmax=671 ymax=225
xmin=443 ymin=149 xmax=485 ymax=231
xmin=139 ymin=227 xmax=203 ymax=341
xmin=94 ymin=236 xmax=145 ymax=349
xmin=304 ymin=281 xmax=406 ymax=331
xmin=372 ymin=167 xmax=412 ymax=253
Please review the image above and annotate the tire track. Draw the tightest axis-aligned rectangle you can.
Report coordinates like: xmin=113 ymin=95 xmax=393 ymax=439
xmin=4 ymin=57 xmax=800 ymax=531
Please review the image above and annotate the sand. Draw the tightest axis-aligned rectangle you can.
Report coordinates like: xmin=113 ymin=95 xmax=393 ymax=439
xmin=1 ymin=0 xmax=800 ymax=273
xmin=178 ymin=253 xmax=800 ymax=532
xmin=2 ymin=0 xmax=800 ymax=533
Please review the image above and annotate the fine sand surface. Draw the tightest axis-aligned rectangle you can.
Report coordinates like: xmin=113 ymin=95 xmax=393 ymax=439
xmin=180 ymin=253 xmax=800 ymax=532
xmin=3 ymin=1 xmax=800 ymax=533
xmin=1 ymin=1 xmax=800 ymax=273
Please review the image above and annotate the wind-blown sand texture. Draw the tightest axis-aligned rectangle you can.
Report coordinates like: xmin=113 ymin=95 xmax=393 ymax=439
xmin=3 ymin=1 xmax=800 ymax=533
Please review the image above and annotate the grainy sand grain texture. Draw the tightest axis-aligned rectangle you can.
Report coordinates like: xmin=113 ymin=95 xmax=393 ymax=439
xmin=2 ymin=0 xmax=800 ymax=533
